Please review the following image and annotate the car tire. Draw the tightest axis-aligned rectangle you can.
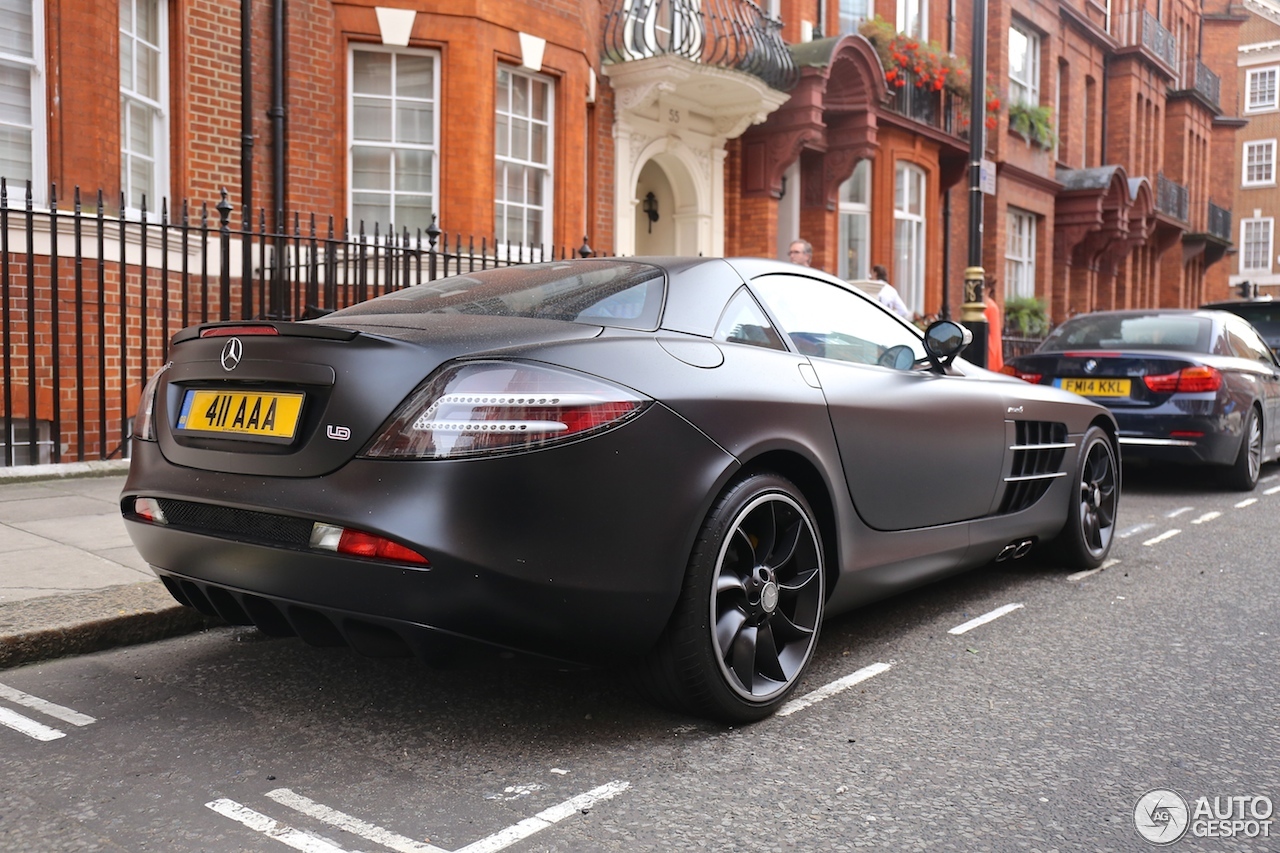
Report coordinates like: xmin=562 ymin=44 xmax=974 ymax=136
xmin=1223 ymin=406 xmax=1263 ymax=492
xmin=1048 ymin=425 xmax=1119 ymax=570
xmin=639 ymin=473 xmax=825 ymax=724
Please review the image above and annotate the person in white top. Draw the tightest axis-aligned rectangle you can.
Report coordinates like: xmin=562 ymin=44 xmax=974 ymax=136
xmin=872 ymin=264 xmax=911 ymax=320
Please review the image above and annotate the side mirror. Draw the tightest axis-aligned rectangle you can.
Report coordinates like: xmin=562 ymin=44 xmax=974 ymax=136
xmin=923 ymin=320 xmax=973 ymax=370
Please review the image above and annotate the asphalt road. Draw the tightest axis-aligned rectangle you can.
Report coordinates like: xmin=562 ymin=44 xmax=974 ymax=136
xmin=2 ymin=465 xmax=1278 ymax=852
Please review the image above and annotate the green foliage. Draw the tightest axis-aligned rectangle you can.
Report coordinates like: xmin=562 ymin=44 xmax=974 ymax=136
xmin=1004 ymin=296 xmax=1050 ymax=337
xmin=1007 ymin=102 xmax=1057 ymax=150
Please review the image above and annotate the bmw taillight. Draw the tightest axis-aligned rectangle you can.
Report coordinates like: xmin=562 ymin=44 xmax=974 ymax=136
xmin=1143 ymin=366 xmax=1222 ymax=394
xmin=1000 ymin=365 xmax=1043 ymax=384
xmin=133 ymin=364 xmax=171 ymax=442
xmin=362 ymin=360 xmax=651 ymax=459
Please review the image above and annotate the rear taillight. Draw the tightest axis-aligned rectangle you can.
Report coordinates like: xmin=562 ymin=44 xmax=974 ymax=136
xmin=310 ymin=523 xmax=429 ymax=566
xmin=132 ymin=364 xmax=171 ymax=442
xmin=363 ymin=361 xmax=650 ymax=459
xmin=1143 ymin=365 xmax=1222 ymax=394
xmin=1000 ymin=365 xmax=1043 ymax=384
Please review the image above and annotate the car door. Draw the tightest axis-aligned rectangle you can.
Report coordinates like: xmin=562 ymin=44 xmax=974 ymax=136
xmin=751 ymin=274 xmax=1008 ymax=531
xmin=1224 ymin=316 xmax=1280 ymax=455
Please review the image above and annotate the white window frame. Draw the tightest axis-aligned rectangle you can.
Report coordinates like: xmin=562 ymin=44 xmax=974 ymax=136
xmin=893 ymin=162 xmax=926 ymax=314
xmin=119 ymin=0 xmax=169 ymax=215
xmin=896 ymin=0 xmax=926 ymax=40
xmin=1241 ymin=217 xmax=1273 ymax=273
xmin=1243 ymin=139 xmax=1276 ymax=187
xmin=495 ymin=65 xmax=553 ymax=255
xmin=0 ymin=0 xmax=47 ymax=205
xmin=1246 ymin=67 xmax=1279 ymax=113
xmin=347 ymin=45 xmax=440 ymax=233
xmin=1005 ymin=207 xmax=1037 ymax=300
xmin=837 ymin=160 xmax=870 ymax=280
xmin=1009 ymin=21 xmax=1040 ymax=107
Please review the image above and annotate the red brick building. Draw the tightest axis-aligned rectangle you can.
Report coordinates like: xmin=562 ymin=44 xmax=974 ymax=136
xmin=0 ymin=0 xmax=1248 ymax=462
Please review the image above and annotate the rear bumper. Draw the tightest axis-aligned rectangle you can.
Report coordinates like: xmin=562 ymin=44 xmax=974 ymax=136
xmin=122 ymin=404 xmax=738 ymax=664
xmin=1112 ymin=408 xmax=1240 ymax=466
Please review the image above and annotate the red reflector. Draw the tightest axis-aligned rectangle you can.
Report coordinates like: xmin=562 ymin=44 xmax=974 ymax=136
xmin=336 ymin=529 xmax=429 ymax=565
xmin=1170 ymin=431 xmax=1205 ymax=438
xmin=200 ymin=325 xmax=279 ymax=337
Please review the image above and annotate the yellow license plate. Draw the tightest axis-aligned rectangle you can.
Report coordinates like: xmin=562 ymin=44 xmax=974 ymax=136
xmin=1058 ymin=377 xmax=1132 ymax=397
xmin=176 ymin=389 xmax=305 ymax=440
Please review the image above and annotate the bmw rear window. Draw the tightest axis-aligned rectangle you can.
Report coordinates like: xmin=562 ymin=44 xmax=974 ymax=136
xmin=1040 ymin=314 xmax=1213 ymax=353
xmin=329 ymin=260 xmax=666 ymax=331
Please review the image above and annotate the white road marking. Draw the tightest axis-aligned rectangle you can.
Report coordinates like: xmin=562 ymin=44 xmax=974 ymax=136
xmin=0 ymin=706 xmax=65 ymax=741
xmin=206 ymin=799 xmax=352 ymax=852
xmin=776 ymin=662 xmax=892 ymax=717
xmin=1191 ymin=511 xmax=1221 ymax=525
xmin=453 ymin=781 xmax=632 ymax=853
xmin=212 ymin=782 xmax=631 ymax=853
xmin=1117 ymin=523 xmax=1155 ymax=539
xmin=948 ymin=603 xmax=1024 ymax=636
xmin=1265 ymin=485 xmax=1280 ymax=496
xmin=1143 ymin=529 xmax=1182 ymax=546
xmin=0 ymin=683 xmax=96 ymax=727
xmin=1235 ymin=498 xmax=1258 ymax=509
xmin=266 ymin=788 xmax=447 ymax=853
xmin=1067 ymin=557 xmax=1120 ymax=582
xmin=1166 ymin=506 xmax=1194 ymax=518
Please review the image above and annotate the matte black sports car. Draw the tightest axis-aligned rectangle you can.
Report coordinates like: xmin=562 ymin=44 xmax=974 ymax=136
xmin=1003 ymin=308 xmax=1280 ymax=490
xmin=122 ymin=257 xmax=1119 ymax=722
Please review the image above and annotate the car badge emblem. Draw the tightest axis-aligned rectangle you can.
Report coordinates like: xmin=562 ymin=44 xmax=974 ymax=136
xmin=1084 ymin=359 xmax=1098 ymax=374
xmin=220 ymin=338 xmax=244 ymax=372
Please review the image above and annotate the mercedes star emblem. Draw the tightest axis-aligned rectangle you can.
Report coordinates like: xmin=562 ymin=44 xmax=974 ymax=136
xmin=220 ymin=338 xmax=244 ymax=371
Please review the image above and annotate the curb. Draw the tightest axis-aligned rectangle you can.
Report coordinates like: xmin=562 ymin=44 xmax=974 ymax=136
xmin=0 ymin=581 xmax=223 ymax=670
xmin=0 ymin=459 xmax=132 ymax=485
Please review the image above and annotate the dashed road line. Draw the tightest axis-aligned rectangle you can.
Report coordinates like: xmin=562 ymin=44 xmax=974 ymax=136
xmin=948 ymin=603 xmax=1024 ymax=635
xmin=1191 ymin=511 xmax=1221 ymax=525
xmin=0 ymin=706 xmax=65 ymax=742
xmin=454 ymin=781 xmax=631 ymax=853
xmin=1235 ymin=498 xmax=1258 ymax=509
xmin=1143 ymin=529 xmax=1182 ymax=546
xmin=1067 ymin=557 xmax=1120 ymax=582
xmin=776 ymin=662 xmax=892 ymax=717
xmin=0 ymin=683 xmax=96 ymax=727
xmin=206 ymin=799 xmax=349 ymax=852
xmin=266 ymin=789 xmax=445 ymax=853
xmin=1166 ymin=506 xmax=1195 ymax=518
xmin=1265 ymin=485 xmax=1280 ymax=496
xmin=1117 ymin=523 xmax=1155 ymax=539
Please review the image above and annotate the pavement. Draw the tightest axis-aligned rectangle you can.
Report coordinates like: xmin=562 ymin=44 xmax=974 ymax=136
xmin=0 ymin=460 xmax=218 ymax=669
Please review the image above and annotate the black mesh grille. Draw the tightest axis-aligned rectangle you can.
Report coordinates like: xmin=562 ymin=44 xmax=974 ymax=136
xmin=155 ymin=498 xmax=314 ymax=549
xmin=999 ymin=421 xmax=1069 ymax=515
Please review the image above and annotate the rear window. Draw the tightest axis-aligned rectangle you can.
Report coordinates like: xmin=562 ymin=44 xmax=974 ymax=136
xmin=1040 ymin=314 xmax=1213 ymax=353
xmin=329 ymin=260 xmax=666 ymax=331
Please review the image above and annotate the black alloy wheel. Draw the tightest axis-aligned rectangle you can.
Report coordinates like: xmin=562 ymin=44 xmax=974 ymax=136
xmin=1051 ymin=425 xmax=1119 ymax=570
xmin=640 ymin=473 xmax=825 ymax=723
xmin=1224 ymin=406 xmax=1263 ymax=492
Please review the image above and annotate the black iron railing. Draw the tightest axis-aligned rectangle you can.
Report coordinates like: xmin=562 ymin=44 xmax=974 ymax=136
xmin=1115 ymin=10 xmax=1177 ymax=70
xmin=1207 ymin=202 xmax=1232 ymax=241
xmin=0 ymin=181 xmax=592 ymax=467
xmin=884 ymin=71 xmax=970 ymax=138
xmin=1156 ymin=173 xmax=1189 ymax=222
xmin=602 ymin=0 xmax=799 ymax=91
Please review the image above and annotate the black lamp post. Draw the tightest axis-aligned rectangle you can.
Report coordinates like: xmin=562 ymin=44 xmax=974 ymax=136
xmin=961 ymin=0 xmax=990 ymax=367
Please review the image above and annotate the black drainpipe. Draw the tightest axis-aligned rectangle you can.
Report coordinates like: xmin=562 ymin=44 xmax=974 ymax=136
xmin=240 ymin=0 xmax=253 ymax=320
xmin=941 ymin=0 xmax=957 ymax=319
xmin=269 ymin=0 xmax=287 ymax=317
